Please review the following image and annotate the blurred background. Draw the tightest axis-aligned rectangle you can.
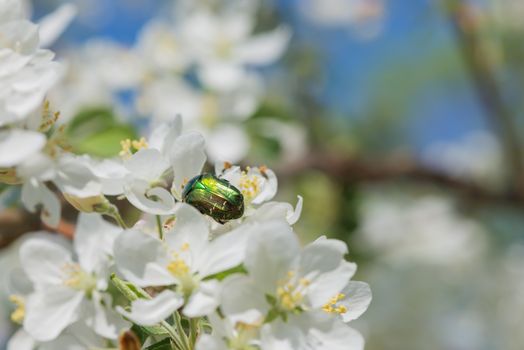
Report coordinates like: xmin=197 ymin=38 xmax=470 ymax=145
xmin=2 ymin=0 xmax=524 ymax=349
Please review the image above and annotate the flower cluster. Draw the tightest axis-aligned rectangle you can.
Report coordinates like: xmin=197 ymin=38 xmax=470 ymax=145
xmin=48 ymin=0 xmax=306 ymax=164
xmin=0 ymin=1 xmax=371 ymax=349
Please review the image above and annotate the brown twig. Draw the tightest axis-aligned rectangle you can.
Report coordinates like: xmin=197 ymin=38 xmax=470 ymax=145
xmin=278 ymin=152 xmax=522 ymax=208
xmin=448 ymin=1 xmax=524 ymax=195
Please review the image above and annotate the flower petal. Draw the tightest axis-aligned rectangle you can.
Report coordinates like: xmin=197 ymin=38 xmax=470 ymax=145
xmin=20 ymin=237 xmax=72 ymax=286
xmin=24 ymin=287 xmax=84 ymax=342
xmin=117 ymin=290 xmax=183 ymax=326
xmin=170 ymin=132 xmax=206 ymax=198
xmin=197 ymin=223 xmax=250 ymax=278
xmin=113 ymin=229 xmax=175 ymax=287
xmin=164 ymin=203 xmax=209 ymax=257
xmin=220 ymin=275 xmax=267 ymax=324
xmin=38 ymin=3 xmax=77 ymax=48
xmin=195 ymin=334 xmax=228 ymax=350
xmin=0 ymin=129 xmax=45 ymax=167
xmin=7 ymin=329 xmax=35 ymax=350
xmin=244 ymin=221 xmax=299 ymax=292
xmin=21 ymin=179 xmax=61 ymax=228
xmin=340 ymin=281 xmax=372 ymax=323
xmin=183 ymin=280 xmax=220 ymax=318
xmin=125 ymin=180 xmax=176 ymax=215
xmin=233 ymin=26 xmax=291 ymax=65
xmin=74 ymin=213 xmax=121 ymax=274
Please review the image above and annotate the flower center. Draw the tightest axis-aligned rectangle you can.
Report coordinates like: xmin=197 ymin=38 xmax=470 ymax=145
xmin=62 ymin=263 xmax=97 ymax=293
xmin=228 ymin=322 xmax=260 ymax=350
xmin=238 ymin=170 xmax=261 ymax=203
xmin=166 ymin=244 xmax=198 ymax=297
xmin=276 ymin=271 xmax=310 ymax=311
xmin=9 ymin=295 xmax=25 ymax=324
xmin=322 ymin=293 xmax=348 ymax=315
xmin=119 ymin=137 xmax=149 ymax=158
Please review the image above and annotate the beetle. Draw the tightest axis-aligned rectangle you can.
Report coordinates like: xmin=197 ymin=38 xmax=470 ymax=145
xmin=182 ymin=173 xmax=244 ymax=224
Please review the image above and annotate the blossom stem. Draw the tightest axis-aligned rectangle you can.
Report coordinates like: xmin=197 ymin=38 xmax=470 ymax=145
xmin=156 ymin=215 xmax=164 ymax=240
xmin=106 ymin=205 xmax=127 ymax=229
xmin=189 ymin=317 xmax=200 ymax=347
xmin=160 ymin=321 xmax=186 ymax=350
xmin=174 ymin=311 xmax=191 ymax=350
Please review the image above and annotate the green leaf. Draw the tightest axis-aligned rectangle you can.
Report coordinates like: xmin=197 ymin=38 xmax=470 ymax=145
xmin=66 ymin=107 xmax=137 ymax=158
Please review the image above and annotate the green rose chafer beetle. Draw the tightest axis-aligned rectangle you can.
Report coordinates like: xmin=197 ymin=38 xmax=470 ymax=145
xmin=182 ymin=173 xmax=244 ymax=224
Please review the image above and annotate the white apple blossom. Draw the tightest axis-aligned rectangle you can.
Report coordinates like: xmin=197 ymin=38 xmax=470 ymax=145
xmin=181 ymin=9 xmax=291 ymax=92
xmin=18 ymin=214 xmax=128 ymax=342
xmin=113 ymin=203 xmax=251 ymax=323
xmin=0 ymin=0 xmax=63 ymax=127
xmin=90 ymin=116 xmax=206 ymax=215
xmin=218 ymin=220 xmax=371 ymax=350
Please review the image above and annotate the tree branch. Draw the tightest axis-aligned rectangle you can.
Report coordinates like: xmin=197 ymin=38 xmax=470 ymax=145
xmin=279 ymin=152 xmax=522 ymax=208
xmin=448 ymin=2 xmax=524 ymax=195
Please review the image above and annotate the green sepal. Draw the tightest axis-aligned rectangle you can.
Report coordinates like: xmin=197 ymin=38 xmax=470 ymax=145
xmin=110 ymin=273 xmax=150 ymax=302
xmin=110 ymin=275 xmax=169 ymax=337
xmin=144 ymin=338 xmax=173 ymax=350
xmin=204 ymin=264 xmax=247 ymax=281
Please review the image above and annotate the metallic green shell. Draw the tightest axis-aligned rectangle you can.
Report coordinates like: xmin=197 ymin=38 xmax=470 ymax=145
xmin=182 ymin=173 xmax=244 ymax=223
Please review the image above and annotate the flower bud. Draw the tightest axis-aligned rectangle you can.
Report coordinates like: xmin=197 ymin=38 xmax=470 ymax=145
xmin=63 ymin=194 xmax=111 ymax=213
xmin=0 ymin=168 xmax=21 ymax=185
xmin=119 ymin=330 xmax=141 ymax=350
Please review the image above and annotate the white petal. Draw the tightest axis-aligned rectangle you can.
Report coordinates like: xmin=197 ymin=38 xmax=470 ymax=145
xmin=24 ymin=287 xmax=84 ymax=342
xmin=125 ymin=148 xmax=169 ymax=181
xmin=0 ymin=130 xmax=45 ymax=167
xmin=74 ymin=213 xmax=121 ymax=274
xmin=21 ymin=180 xmax=61 ymax=228
xmin=206 ymin=125 xmax=249 ymax=163
xmin=262 ymin=312 xmax=365 ymax=350
xmin=56 ymin=156 xmax=101 ymax=197
xmin=113 ymin=229 xmax=175 ymax=287
xmin=183 ymin=280 xmax=220 ymax=317
xmin=299 ymin=238 xmax=348 ymax=278
xmin=164 ymin=203 xmax=209 ymax=256
xmin=38 ymin=3 xmax=77 ymax=48
xmin=234 ymin=26 xmax=291 ymax=65
xmin=244 ymin=221 xmax=299 ymax=292
xmin=7 ymin=329 xmax=35 ymax=350
xmin=195 ymin=334 xmax=228 ymax=350
xmin=170 ymin=132 xmax=206 ymax=198
xmin=251 ymin=168 xmax=278 ymax=205
xmin=125 ymin=180 xmax=176 ymax=215
xmin=249 ymin=196 xmax=303 ymax=225
xmin=117 ymin=289 xmax=183 ymax=326
xmin=20 ymin=237 xmax=72 ymax=286
xmin=340 ymin=281 xmax=372 ymax=323
xmin=197 ymin=223 xmax=250 ymax=278
xmin=306 ymin=261 xmax=357 ymax=309
xmin=148 ymin=116 xmax=182 ymax=154
xmin=220 ymin=275 xmax=267 ymax=324
xmin=85 ymin=293 xmax=130 ymax=339
xmin=197 ymin=62 xmax=246 ymax=92
xmin=88 ymin=159 xmax=128 ymax=195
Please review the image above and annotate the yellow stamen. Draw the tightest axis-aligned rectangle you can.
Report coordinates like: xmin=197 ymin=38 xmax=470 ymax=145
xmin=120 ymin=137 xmax=149 ymax=158
xmin=62 ymin=263 xmax=97 ymax=292
xmin=322 ymin=293 xmax=348 ymax=315
xmin=9 ymin=295 xmax=25 ymax=324
xmin=276 ymin=271 xmax=310 ymax=311
xmin=166 ymin=257 xmax=190 ymax=277
xmin=238 ymin=171 xmax=260 ymax=203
